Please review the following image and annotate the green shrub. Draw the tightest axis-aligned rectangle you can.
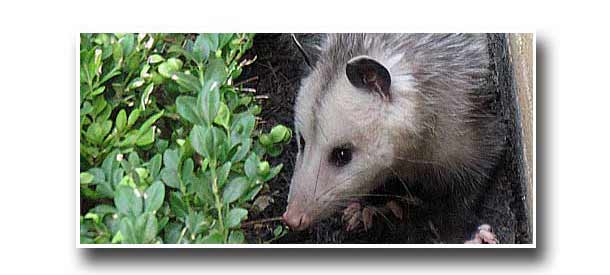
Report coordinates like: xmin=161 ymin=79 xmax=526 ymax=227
xmin=80 ymin=33 xmax=290 ymax=244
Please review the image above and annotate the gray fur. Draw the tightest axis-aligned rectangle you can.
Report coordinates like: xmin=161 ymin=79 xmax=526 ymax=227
xmin=285 ymin=34 xmax=505 ymax=227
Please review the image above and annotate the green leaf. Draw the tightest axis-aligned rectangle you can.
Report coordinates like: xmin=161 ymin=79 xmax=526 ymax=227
xmin=244 ymin=153 xmax=258 ymax=180
xmin=92 ymin=96 xmax=107 ymax=115
xmin=110 ymin=231 xmax=122 ymax=244
xmin=135 ymin=127 xmax=155 ymax=146
xmin=148 ymin=54 xmax=165 ymax=64
xmin=80 ymin=172 xmax=94 ymax=185
xmin=158 ymin=58 xmax=183 ymax=78
xmin=164 ymin=222 xmax=184 ymax=244
xmin=116 ymin=109 xmax=127 ymax=132
xmin=192 ymin=174 xmax=213 ymax=205
xmin=163 ymin=148 xmax=180 ymax=170
xmin=127 ymin=77 xmax=145 ymax=90
xmin=80 ymin=101 xmax=93 ymax=116
xmin=273 ymin=225 xmax=284 ymax=237
xmin=127 ymin=109 xmax=141 ymax=127
xmin=230 ymin=138 xmax=251 ymax=163
xmin=218 ymin=33 xmax=234 ymax=50
xmin=181 ymin=158 xmax=194 ymax=185
xmin=198 ymin=85 xmax=220 ymax=126
xmin=141 ymin=83 xmax=154 ymax=108
xmin=100 ymin=67 xmax=121 ymax=85
xmin=258 ymin=161 xmax=270 ymax=176
xmin=263 ymin=164 xmax=283 ymax=182
xmin=118 ymin=175 xmax=136 ymax=188
xmin=119 ymin=213 xmax=158 ymax=244
xmin=91 ymin=86 xmax=105 ymax=96
xmin=172 ymin=72 xmax=201 ymax=93
xmin=119 ymin=34 xmax=135 ymax=57
xmin=84 ymin=212 xmax=100 ymax=224
xmin=167 ymin=44 xmax=197 ymax=64
xmin=144 ymin=181 xmax=164 ymax=213
xmin=134 ymin=168 xmax=149 ymax=184
xmin=118 ymin=131 xmax=138 ymax=148
xmin=90 ymin=204 xmax=117 ymax=216
xmin=231 ymin=113 xmax=255 ymax=141
xmin=85 ymin=120 xmax=112 ymax=145
xmin=225 ymin=208 xmax=248 ymax=229
xmin=128 ymin=151 xmax=141 ymax=167
xmin=189 ymin=125 xmax=207 ymax=158
xmin=114 ymin=185 xmax=143 ymax=217
xmin=161 ymin=168 xmax=180 ymax=189
xmin=214 ymin=102 xmax=230 ymax=129
xmin=119 ymin=217 xmax=137 ymax=244
xmin=158 ymin=216 xmax=169 ymax=233
xmin=203 ymin=56 xmax=227 ymax=92
xmin=200 ymin=231 xmax=224 ymax=244
xmin=223 ymin=177 xmax=249 ymax=204
xmin=186 ymin=211 xmax=207 ymax=237
xmin=95 ymin=181 xmax=114 ymax=199
xmin=269 ymin=125 xmax=290 ymax=143
xmin=137 ymin=111 xmax=163 ymax=137
xmin=148 ymin=154 xmax=162 ymax=180
xmin=259 ymin=133 xmax=271 ymax=146
xmin=176 ymin=96 xmax=203 ymax=125
xmin=193 ymin=34 xmax=219 ymax=63
xmin=169 ymin=192 xmax=188 ymax=219
xmin=192 ymin=35 xmax=209 ymax=63
xmin=136 ymin=212 xmax=158 ymax=243
xmin=189 ymin=125 xmax=225 ymax=163
xmin=228 ymin=230 xmax=245 ymax=244
xmin=267 ymin=145 xmax=283 ymax=157
xmin=216 ymin=162 xmax=231 ymax=188
xmin=160 ymin=149 xmax=180 ymax=188
xmin=243 ymin=184 xmax=263 ymax=202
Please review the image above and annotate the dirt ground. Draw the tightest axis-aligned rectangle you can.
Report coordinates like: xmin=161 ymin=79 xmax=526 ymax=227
xmin=239 ymin=33 xmax=532 ymax=244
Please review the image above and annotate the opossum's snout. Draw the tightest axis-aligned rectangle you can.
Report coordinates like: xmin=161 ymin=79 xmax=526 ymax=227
xmin=282 ymin=201 xmax=312 ymax=231
xmin=282 ymin=161 xmax=325 ymax=231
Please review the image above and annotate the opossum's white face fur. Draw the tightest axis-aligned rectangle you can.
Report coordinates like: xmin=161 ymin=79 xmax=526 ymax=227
xmin=283 ymin=53 xmax=422 ymax=231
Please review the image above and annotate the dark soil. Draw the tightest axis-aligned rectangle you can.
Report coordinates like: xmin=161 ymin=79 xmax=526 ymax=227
xmin=238 ymin=33 xmax=532 ymax=244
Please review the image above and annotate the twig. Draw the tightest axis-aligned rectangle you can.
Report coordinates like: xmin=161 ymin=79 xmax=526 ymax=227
xmin=233 ymin=76 xmax=259 ymax=87
xmin=238 ymin=87 xmax=257 ymax=93
xmin=240 ymin=217 xmax=283 ymax=228
xmin=291 ymin=33 xmax=313 ymax=69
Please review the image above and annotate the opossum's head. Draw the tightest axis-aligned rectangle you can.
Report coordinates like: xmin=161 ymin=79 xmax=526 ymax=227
xmin=283 ymin=55 xmax=421 ymax=231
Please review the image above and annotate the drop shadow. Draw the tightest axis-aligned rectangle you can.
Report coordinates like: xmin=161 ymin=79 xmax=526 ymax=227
xmin=76 ymin=35 xmax=550 ymax=268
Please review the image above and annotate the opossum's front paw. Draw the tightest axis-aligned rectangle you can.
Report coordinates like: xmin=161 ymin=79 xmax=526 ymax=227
xmin=464 ymin=224 xmax=498 ymax=244
xmin=342 ymin=201 xmax=371 ymax=231
xmin=342 ymin=200 xmax=404 ymax=232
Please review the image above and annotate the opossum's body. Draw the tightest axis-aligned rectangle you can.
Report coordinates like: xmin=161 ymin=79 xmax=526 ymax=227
xmin=282 ymin=34 xmax=505 ymax=237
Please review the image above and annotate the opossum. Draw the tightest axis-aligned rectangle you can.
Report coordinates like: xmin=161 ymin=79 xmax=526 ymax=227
xmin=281 ymin=34 xmax=505 ymax=242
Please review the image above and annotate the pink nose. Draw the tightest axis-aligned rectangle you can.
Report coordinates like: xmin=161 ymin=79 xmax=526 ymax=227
xmin=282 ymin=210 xmax=311 ymax=231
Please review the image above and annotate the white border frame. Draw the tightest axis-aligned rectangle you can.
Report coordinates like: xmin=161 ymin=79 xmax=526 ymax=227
xmin=76 ymin=33 xmax=536 ymax=249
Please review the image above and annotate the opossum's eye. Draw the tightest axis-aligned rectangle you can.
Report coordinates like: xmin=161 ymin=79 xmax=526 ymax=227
xmin=329 ymin=145 xmax=352 ymax=167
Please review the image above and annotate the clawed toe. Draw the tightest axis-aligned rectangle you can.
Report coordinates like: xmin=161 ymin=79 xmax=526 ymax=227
xmin=465 ymin=224 xmax=498 ymax=244
xmin=342 ymin=200 xmax=405 ymax=232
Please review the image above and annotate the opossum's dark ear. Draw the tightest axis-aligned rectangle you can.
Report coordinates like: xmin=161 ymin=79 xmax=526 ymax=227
xmin=346 ymin=56 xmax=391 ymax=99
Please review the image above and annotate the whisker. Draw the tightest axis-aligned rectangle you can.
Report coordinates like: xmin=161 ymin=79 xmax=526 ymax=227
xmin=368 ymin=207 xmax=396 ymax=230
xmin=335 ymin=193 xmax=422 ymax=205
xmin=387 ymin=165 xmax=413 ymax=197
xmin=392 ymin=156 xmax=445 ymax=167
xmin=314 ymin=169 xmax=369 ymax=200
